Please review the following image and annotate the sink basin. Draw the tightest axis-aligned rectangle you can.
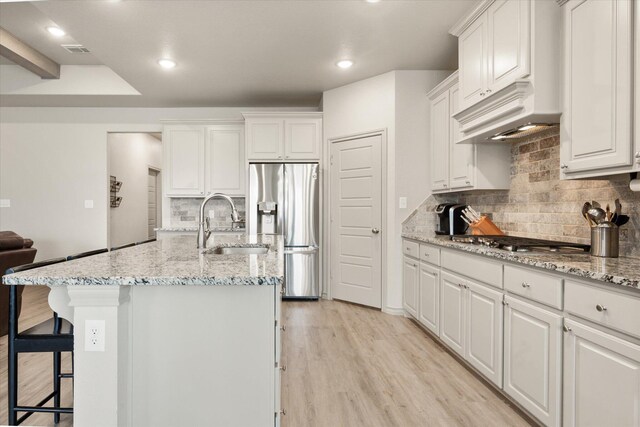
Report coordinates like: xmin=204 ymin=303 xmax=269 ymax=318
xmin=207 ymin=246 xmax=269 ymax=255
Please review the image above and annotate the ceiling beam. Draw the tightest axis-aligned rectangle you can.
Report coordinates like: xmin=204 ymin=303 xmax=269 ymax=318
xmin=0 ymin=27 xmax=60 ymax=79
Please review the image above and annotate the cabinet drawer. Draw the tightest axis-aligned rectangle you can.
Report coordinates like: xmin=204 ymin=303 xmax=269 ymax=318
xmin=402 ymin=240 xmax=420 ymax=259
xmin=441 ymin=249 xmax=503 ymax=289
xmin=565 ymin=280 xmax=640 ymax=338
xmin=420 ymin=244 xmax=440 ymax=266
xmin=504 ymin=265 xmax=563 ymax=309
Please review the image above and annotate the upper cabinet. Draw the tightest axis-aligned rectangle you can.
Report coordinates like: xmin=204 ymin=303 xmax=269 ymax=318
xmin=559 ymin=0 xmax=638 ymax=179
xmin=450 ymin=0 xmax=560 ymax=143
xmin=163 ymin=122 xmax=246 ymax=197
xmin=427 ymin=72 xmax=510 ymax=193
xmin=164 ymin=125 xmax=206 ymax=197
xmin=244 ymin=113 xmax=322 ymax=162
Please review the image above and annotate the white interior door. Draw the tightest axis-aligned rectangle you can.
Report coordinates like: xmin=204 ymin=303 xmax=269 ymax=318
xmin=330 ymin=134 xmax=382 ymax=308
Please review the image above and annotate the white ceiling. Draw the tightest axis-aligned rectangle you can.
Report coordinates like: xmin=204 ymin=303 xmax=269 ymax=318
xmin=0 ymin=0 xmax=474 ymax=108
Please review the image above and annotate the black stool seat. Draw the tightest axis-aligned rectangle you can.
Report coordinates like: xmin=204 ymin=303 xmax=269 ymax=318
xmin=22 ymin=317 xmax=73 ymax=336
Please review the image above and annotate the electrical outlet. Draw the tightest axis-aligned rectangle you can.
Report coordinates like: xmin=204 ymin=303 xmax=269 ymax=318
xmin=85 ymin=320 xmax=105 ymax=352
xmin=399 ymin=197 xmax=407 ymax=209
xmin=0 ymin=199 xmax=10 ymax=208
xmin=84 ymin=200 xmax=94 ymax=209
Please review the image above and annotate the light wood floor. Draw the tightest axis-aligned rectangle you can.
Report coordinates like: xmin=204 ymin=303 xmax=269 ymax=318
xmin=1 ymin=288 xmax=531 ymax=426
xmin=281 ymin=299 xmax=533 ymax=427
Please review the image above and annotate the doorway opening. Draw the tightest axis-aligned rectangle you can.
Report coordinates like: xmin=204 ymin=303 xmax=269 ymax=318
xmin=107 ymin=132 xmax=162 ymax=248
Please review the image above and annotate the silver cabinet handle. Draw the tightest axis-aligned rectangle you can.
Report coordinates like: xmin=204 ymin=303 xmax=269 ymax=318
xmin=561 ymin=164 xmax=568 ymax=170
xmin=465 ymin=181 xmax=471 ymax=185
xmin=480 ymin=92 xmax=485 ymax=96
xmin=521 ymin=282 xmax=530 ymax=288
xmin=372 ymin=228 xmax=380 ymax=234
xmin=281 ymin=365 xmax=287 ymax=372
xmin=280 ymin=325 xmax=286 ymax=332
xmin=443 ymin=184 xmax=448 ymax=187
xmin=635 ymin=152 xmax=640 ymax=158
xmin=486 ymin=89 xmax=492 ymax=94
xmin=279 ymin=409 xmax=287 ymax=416
xmin=563 ymin=325 xmax=572 ymax=332
xmin=596 ymin=304 xmax=607 ymax=312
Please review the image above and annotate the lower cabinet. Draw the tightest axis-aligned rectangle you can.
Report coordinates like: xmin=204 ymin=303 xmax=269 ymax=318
xmin=439 ymin=270 xmax=503 ymax=387
xmin=418 ymin=262 xmax=440 ymax=335
xmin=402 ymin=256 xmax=419 ymax=318
xmin=504 ymin=295 xmax=562 ymax=427
xmin=563 ymin=319 xmax=640 ymax=427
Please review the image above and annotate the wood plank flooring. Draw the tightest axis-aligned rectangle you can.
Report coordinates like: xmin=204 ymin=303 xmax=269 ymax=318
xmin=281 ymin=299 xmax=532 ymax=427
xmin=1 ymin=288 xmax=531 ymax=426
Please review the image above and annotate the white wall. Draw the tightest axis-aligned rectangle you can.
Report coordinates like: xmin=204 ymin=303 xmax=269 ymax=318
xmin=108 ymin=133 xmax=162 ymax=248
xmin=323 ymin=70 xmax=449 ymax=313
xmin=0 ymin=107 xmax=315 ymax=260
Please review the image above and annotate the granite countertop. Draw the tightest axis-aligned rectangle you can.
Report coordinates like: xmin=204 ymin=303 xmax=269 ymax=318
xmin=156 ymin=226 xmax=245 ymax=233
xmin=402 ymin=233 xmax=640 ymax=290
xmin=3 ymin=235 xmax=283 ymax=287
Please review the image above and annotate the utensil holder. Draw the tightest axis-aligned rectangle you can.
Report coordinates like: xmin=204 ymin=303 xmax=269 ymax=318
xmin=590 ymin=224 xmax=619 ymax=258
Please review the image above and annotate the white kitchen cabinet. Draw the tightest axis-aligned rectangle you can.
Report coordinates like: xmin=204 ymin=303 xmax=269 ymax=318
xmin=563 ymin=318 xmax=640 ymax=427
xmin=164 ymin=125 xmax=206 ymax=196
xmin=504 ymin=295 xmax=562 ymax=427
xmin=449 ymin=0 xmax=560 ymax=143
xmin=244 ymin=113 xmax=322 ymax=161
xmin=427 ymin=72 xmax=510 ymax=193
xmin=403 ymin=256 xmax=419 ymax=318
xmin=205 ymin=125 xmax=245 ymax=196
xmin=418 ymin=261 xmax=439 ymax=335
xmin=559 ymin=0 xmax=634 ymax=178
xmin=439 ymin=270 xmax=466 ymax=358
xmin=466 ymin=279 xmax=503 ymax=387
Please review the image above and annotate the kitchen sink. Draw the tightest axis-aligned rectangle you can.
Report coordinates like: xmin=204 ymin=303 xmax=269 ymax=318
xmin=207 ymin=246 xmax=269 ymax=255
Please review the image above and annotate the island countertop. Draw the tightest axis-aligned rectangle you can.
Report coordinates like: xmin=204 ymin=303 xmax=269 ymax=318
xmin=2 ymin=234 xmax=283 ymax=287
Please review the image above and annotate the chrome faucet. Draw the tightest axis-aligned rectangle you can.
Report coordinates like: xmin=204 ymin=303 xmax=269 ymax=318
xmin=197 ymin=193 xmax=240 ymax=249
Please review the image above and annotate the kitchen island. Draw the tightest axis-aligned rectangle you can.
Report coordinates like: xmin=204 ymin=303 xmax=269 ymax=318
xmin=3 ymin=234 xmax=284 ymax=427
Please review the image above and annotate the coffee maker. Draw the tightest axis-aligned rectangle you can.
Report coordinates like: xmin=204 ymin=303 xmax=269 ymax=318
xmin=435 ymin=203 xmax=469 ymax=235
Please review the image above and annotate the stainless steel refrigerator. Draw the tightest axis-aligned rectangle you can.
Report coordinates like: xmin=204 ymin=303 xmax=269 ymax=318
xmin=248 ymin=163 xmax=320 ymax=299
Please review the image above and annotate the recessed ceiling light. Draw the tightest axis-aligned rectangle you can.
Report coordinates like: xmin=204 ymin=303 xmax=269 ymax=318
xmin=366 ymin=0 xmax=381 ymax=3
xmin=336 ymin=60 xmax=354 ymax=69
xmin=158 ymin=58 xmax=177 ymax=69
xmin=46 ymin=26 xmax=66 ymax=37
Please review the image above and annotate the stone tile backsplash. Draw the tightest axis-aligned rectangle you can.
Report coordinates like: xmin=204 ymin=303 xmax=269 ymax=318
xmin=403 ymin=129 xmax=640 ymax=258
xmin=170 ymin=197 xmax=246 ymax=228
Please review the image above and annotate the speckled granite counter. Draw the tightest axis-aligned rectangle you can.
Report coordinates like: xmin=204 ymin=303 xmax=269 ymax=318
xmin=3 ymin=234 xmax=283 ymax=287
xmin=402 ymin=233 xmax=640 ymax=290
xmin=155 ymin=226 xmax=245 ymax=233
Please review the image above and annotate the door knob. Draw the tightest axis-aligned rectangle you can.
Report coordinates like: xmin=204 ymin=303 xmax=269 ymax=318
xmin=372 ymin=228 xmax=380 ymax=234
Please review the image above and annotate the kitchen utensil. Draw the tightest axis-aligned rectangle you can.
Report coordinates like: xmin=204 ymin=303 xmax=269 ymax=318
xmin=614 ymin=215 xmax=630 ymax=227
xmin=590 ymin=222 xmax=619 ymax=258
xmin=605 ymin=204 xmax=612 ymax=222
xmin=591 ymin=200 xmax=601 ymax=209
xmin=587 ymin=207 xmax=606 ymax=224
xmin=613 ymin=198 xmax=622 ymax=223
xmin=581 ymin=202 xmax=593 ymax=226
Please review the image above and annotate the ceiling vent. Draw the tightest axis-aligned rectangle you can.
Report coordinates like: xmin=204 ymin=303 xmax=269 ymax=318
xmin=61 ymin=44 xmax=91 ymax=54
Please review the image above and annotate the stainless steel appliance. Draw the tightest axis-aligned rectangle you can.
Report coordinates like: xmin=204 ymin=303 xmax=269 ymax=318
xmin=249 ymin=163 xmax=319 ymax=299
xmin=435 ymin=203 xmax=469 ymax=235
xmin=450 ymin=235 xmax=590 ymax=253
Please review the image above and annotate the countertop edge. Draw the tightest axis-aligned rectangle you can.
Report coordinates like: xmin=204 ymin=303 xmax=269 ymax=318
xmin=3 ymin=275 xmax=284 ymax=287
xmin=401 ymin=233 xmax=639 ymax=290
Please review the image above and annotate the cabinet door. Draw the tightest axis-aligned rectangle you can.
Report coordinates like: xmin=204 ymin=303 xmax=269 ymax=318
xmin=403 ymin=256 xmax=419 ymax=318
xmin=486 ymin=0 xmax=531 ymax=94
xmin=439 ymin=271 xmax=465 ymax=358
xmin=448 ymin=84 xmax=475 ymax=189
xmin=205 ymin=125 xmax=245 ymax=195
xmin=459 ymin=13 xmax=488 ymax=111
xmin=504 ymin=296 xmax=562 ymax=427
xmin=418 ymin=262 xmax=439 ymax=335
xmin=561 ymin=0 xmax=633 ymax=173
xmin=284 ymin=118 xmax=321 ymax=160
xmin=465 ymin=279 xmax=503 ymax=388
xmin=247 ymin=119 xmax=284 ymax=160
xmin=164 ymin=125 xmax=205 ymax=196
xmin=563 ymin=319 xmax=640 ymax=427
xmin=430 ymin=90 xmax=450 ymax=191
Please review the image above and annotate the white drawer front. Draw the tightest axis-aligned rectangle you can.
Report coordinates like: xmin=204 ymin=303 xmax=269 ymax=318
xmin=565 ymin=280 xmax=640 ymax=338
xmin=402 ymin=240 xmax=420 ymax=259
xmin=504 ymin=265 xmax=563 ymax=309
xmin=420 ymin=244 xmax=440 ymax=266
xmin=441 ymin=249 xmax=503 ymax=289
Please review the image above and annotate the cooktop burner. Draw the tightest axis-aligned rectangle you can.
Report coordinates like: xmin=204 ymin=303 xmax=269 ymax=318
xmin=449 ymin=235 xmax=591 ymax=253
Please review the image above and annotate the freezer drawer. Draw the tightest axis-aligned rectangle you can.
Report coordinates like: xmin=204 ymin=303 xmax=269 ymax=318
xmin=284 ymin=247 xmax=319 ymax=299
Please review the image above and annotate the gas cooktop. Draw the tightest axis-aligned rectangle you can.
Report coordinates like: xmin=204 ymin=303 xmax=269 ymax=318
xmin=450 ymin=235 xmax=591 ymax=253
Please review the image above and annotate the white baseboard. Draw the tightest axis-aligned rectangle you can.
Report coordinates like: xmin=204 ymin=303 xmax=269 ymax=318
xmin=382 ymin=306 xmax=405 ymax=316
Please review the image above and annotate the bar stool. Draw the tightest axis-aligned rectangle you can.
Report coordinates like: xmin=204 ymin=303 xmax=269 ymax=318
xmin=6 ymin=257 xmax=73 ymax=426
xmin=66 ymin=248 xmax=108 ymax=261
xmin=110 ymin=242 xmax=136 ymax=251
